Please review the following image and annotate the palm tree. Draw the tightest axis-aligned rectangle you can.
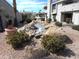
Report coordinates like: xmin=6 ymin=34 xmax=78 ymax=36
xmin=13 ymin=0 xmax=18 ymax=27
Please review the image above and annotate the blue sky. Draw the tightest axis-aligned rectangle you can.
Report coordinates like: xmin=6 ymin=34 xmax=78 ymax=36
xmin=6 ymin=0 xmax=47 ymax=13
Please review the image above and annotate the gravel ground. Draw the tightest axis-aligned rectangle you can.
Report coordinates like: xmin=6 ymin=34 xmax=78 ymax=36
xmin=0 ymin=32 xmax=26 ymax=59
xmin=0 ymin=22 xmax=79 ymax=59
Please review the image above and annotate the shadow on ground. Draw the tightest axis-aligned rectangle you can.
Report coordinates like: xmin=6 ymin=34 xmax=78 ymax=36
xmin=56 ymin=48 xmax=75 ymax=57
xmin=24 ymin=48 xmax=75 ymax=59
xmin=62 ymin=35 xmax=73 ymax=44
xmin=14 ymin=39 xmax=34 ymax=50
xmin=14 ymin=36 xmax=38 ymax=50
xmin=56 ymin=35 xmax=75 ymax=57
xmin=24 ymin=49 xmax=50 ymax=59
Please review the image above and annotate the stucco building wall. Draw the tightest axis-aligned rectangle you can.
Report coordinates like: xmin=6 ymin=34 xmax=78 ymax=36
xmin=72 ymin=12 xmax=79 ymax=25
xmin=0 ymin=0 xmax=22 ymax=28
xmin=49 ymin=0 xmax=79 ymax=25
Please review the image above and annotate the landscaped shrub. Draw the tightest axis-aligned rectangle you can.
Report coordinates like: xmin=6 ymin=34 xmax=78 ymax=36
xmin=48 ymin=18 xmax=51 ymax=23
xmin=55 ymin=22 xmax=62 ymax=27
xmin=22 ymin=13 xmax=32 ymax=24
xmin=72 ymin=25 xmax=79 ymax=31
xmin=26 ymin=19 xmax=32 ymax=23
xmin=6 ymin=30 xmax=29 ymax=49
xmin=41 ymin=34 xmax=65 ymax=53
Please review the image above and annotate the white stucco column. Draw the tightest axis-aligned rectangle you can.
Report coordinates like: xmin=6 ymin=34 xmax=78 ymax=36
xmin=56 ymin=3 xmax=62 ymax=22
xmin=56 ymin=12 xmax=61 ymax=22
xmin=47 ymin=0 xmax=52 ymax=19
xmin=72 ymin=12 xmax=79 ymax=25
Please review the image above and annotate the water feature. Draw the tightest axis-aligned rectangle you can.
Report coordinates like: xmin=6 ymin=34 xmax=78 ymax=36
xmin=18 ymin=22 xmax=45 ymax=38
xmin=34 ymin=23 xmax=45 ymax=34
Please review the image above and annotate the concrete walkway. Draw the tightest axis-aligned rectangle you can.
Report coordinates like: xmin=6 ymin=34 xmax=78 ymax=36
xmin=56 ymin=26 xmax=79 ymax=59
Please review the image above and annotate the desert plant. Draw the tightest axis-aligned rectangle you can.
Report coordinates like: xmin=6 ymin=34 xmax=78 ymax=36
xmin=41 ymin=34 xmax=65 ymax=53
xmin=6 ymin=30 xmax=29 ymax=49
xmin=26 ymin=19 xmax=32 ymax=23
xmin=22 ymin=13 xmax=32 ymax=24
xmin=72 ymin=25 xmax=79 ymax=31
xmin=48 ymin=18 xmax=51 ymax=23
xmin=55 ymin=22 xmax=62 ymax=27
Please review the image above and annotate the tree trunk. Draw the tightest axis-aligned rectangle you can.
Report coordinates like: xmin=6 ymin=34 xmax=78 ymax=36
xmin=13 ymin=0 xmax=18 ymax=27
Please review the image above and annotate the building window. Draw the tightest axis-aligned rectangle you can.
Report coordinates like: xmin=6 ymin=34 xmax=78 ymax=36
xmin=63 ymin=0 xmax=74 ymax=5
xmin=52 ymin=4 xmax=56 ymax=9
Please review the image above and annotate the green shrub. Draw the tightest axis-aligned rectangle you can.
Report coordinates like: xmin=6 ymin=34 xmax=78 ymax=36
xmin=72 ymin=25 xmax=79 ymax=31
xmin=6 ymin=31 xmax=29 ymax=49
xmin=55 ymin=22 xmax=62 ymax=27
xmin=41 ymin=34 xmax=65 ymax=53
